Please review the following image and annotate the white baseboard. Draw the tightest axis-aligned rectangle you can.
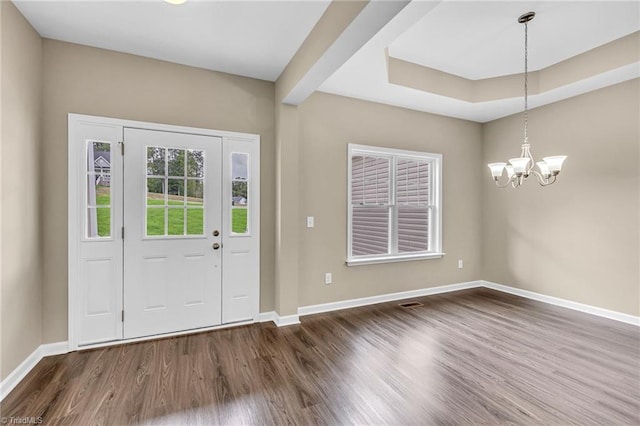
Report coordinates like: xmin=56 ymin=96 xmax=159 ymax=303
xmin=275 ymin=314 xmax=300 ymax=326
xmin=259 ymin=311 xmax=276 ymax=323
xmin=298 ymin=280 xmax=483 ymax=316
xmin=0 ymin=341 xmax=68 ymax=402
xmin=482 ymin=280 xmax=640 ymax=326
xmin=259 ymin=311 xmax=301 ymax=327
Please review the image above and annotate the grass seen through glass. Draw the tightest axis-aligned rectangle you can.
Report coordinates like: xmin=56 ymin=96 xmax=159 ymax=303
xmin=95 ymin=190 xmax=247 ymax=236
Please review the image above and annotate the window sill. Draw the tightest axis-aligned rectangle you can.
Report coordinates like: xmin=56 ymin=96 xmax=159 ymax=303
xmin=346 ymin=252 xmax=445 ymax=267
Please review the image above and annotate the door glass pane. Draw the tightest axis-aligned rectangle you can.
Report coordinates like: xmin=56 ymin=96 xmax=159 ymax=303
xmin=187 ymin=208 xmax=204 ymax=235
xmin=187 ymin=179 xmax=203 ymax=206
xmin=232 ymin=152 xmax=248 ymax=180
xmin=95 ymin=176 xmax=111 ymax=205
xmin=167 ymin=179 xmax=184 ymax=201
xmin=86 ymin=141 xmax=111 ymax=239
xmin=168 ymin=179 xmax=185 ymax=201
xmin=87 ymin=173 xmax=111 ymax=207
xmin=168 ymin=208 xmax=185 ymax=235
xmin=168 ymin=148 xmax=185 ymax=177
xmin=147 ymin=207 xmax=165 ymax=236
xmin=231 ymin=153 xmax=249 ymax=234
xmin=231 ymin=181 xmax=248 ymax=234
xmin=147 ymin=178 xmax=164 ymax=205
xmin=97 ymin=208 xmax=111 ymax=237
xmin=87 ymin=207 xmax=111 ymax=238
xmin=89 ymin=141 xmax=111 ymax=171
xmin=145 ymin=145 xmax=206 ymax=238
xmin=147 ymin=147 xmax=165 ymax=176
xmin=187 ymin=149 xmax=204 ymax=177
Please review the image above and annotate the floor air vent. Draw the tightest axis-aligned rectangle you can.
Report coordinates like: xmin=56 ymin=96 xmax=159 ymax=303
xmin=399 ymin=302 xmax=423 ymax=308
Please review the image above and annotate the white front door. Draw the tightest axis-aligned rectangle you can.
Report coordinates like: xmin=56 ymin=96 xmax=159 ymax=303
xmin=122 ymin=128 xmax=223 ymax=338
xmin=70 ymin=115 xmax=260 ymax=348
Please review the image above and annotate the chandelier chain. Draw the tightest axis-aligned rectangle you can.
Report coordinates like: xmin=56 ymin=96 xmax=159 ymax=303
xmin=523 ymin=20 xmax=528 ymax=145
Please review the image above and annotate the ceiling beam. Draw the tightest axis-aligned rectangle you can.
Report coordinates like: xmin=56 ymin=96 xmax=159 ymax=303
xmin=276 ymin=0 xmax=410 ymax=105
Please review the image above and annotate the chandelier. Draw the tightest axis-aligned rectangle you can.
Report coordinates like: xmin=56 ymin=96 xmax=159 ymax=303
xmin=488 ymin=12 xmax=566 ymax=188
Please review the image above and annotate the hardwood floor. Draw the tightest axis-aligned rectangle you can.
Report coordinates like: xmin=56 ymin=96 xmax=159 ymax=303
xmin=2 ymin=288 xmax=639 ymax=425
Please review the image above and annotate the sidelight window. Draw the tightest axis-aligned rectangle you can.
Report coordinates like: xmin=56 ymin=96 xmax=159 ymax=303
xmin=231 ymin=153 xmax=249 ymax=235
xmin=86 ymin=141 xmax=112 ymax=239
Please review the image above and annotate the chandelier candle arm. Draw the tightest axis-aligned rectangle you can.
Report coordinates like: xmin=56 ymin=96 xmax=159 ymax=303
xmin=486 ymin=11 xmax=567 ymax=189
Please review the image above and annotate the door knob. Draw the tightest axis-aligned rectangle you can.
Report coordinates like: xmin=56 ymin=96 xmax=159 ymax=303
xmin=212 ymin=230 xmax=220 ymax=236
xmin=212 ymin=243 xmax=221 ymax=250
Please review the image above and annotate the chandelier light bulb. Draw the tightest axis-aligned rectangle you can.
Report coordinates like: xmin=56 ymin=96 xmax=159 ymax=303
xmin=486 ymin=11 xmax=567 ymax=189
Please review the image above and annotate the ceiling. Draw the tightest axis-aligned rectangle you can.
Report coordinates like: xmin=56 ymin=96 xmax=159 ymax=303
xmin=388 ymin=1 xmax=640 ymax=80
xmin=13 ymin=0 xmax=331 ymax=82
xmin=13 ymin=0 xmax=640 ymax=122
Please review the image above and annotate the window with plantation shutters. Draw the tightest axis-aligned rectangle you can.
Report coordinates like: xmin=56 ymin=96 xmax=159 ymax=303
xmin=347 ymin=144 xmax=443 ymax=266
xmin=351 ymin=155 xmax=390 ymax=256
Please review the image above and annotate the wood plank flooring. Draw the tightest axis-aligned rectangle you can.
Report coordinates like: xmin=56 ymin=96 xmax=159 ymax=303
xmin=2 ymin=288 xmax=639 ymax=425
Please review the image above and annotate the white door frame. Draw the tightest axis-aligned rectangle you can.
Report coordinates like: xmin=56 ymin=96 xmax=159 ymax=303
xmin=68 ymin=113 xmax=260 ymax=351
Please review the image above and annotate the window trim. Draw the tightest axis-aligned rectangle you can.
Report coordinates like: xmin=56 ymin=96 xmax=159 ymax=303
xmin=347 ymin=144 xmax=444 ymax=266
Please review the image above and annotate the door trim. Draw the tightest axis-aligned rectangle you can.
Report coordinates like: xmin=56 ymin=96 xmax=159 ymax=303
xmin=68 ymin=113 xmax=261 ymax=351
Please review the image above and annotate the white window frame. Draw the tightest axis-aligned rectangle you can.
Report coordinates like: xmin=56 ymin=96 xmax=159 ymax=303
xmin=347 ymin=144 xmax=444 ymax=266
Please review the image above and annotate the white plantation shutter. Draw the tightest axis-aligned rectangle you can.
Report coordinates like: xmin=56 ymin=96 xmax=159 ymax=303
xmin=348 ymin=145 xmax=442 ymax=264
xmin=351 ymin=155 xmax=390 ymax=256
xmin=396 ymin=159 xmax=430 ymax=253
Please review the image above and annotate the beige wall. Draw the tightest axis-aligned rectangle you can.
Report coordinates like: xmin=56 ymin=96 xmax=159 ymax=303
xmin=297 ymin=92 xmax=483 ymax=307
xmin=1 ymin=1 xmax=43 ymax=380
xmin=41 ymin=40 xmax=276 ymax=343
xmin=482 ymin=79 xmax=640 ymax=316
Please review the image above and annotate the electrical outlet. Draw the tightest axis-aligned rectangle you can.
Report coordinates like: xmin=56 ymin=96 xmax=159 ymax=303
xmin=458 ymin=259 xmax=464 ymax=269
xmin=324 ymin=273 xmax=332 ymax=285
xmin=306 ymin=216 xmax=314 ymax=228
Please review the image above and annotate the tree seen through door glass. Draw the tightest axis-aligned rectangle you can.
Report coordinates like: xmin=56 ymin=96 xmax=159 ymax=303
xmin=231 ymin=153 xmax=249 ymax=234
xmin=146 ymin=146 xmax=205 ymax=237
xmin=187 ymin=149 xmax=204 ymax=177
xmin=147 ymin=147 xmax=165 ymax=175
xmin=87 ymin=141 xmax=111 ymax=238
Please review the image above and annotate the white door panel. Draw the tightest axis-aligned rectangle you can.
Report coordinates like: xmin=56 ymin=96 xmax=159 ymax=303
xmin=74 ymin=121 xmax=123 ymax=346
xmin=222 ymin=138 xmax=260 ymax=323
xmin=79 ymin=254 xmax=120 ymax=344
xmin=123 ymin=128 xmax=222 ymax=339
